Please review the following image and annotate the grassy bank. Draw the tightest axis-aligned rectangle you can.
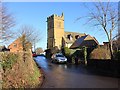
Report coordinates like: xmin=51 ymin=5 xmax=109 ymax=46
xmin=1 ymin=51 xmax=43 ymax=88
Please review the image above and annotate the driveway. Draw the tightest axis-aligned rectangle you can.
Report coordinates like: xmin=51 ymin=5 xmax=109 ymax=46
xmin=35 ymin=56 xmax=119 ymax=88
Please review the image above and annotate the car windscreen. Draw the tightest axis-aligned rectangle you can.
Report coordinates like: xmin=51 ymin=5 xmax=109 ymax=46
xmin=56 ymin=55 xmax=64 ymax=57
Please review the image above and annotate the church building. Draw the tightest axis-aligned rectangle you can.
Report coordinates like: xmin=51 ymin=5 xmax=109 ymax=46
xmin=47 ymin=13 xmax=98 ymax=50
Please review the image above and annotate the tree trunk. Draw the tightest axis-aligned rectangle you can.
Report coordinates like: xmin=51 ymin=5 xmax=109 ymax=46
xmin=109 ymin=31 xmax=114 ymax=60
xmin=109 ymin=40 xmax=114 ymax=60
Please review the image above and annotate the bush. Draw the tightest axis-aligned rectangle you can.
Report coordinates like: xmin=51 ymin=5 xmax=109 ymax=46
xmin=114 ymin=50 xmax=120 ymax=60
xmin=62 ymin=47 xmax=71 ymax=56
xmin=90 ymin=47 xmax=111 ymax=59
xmin=2 ymin=51 xmax=42 ymax=88
xmin=1 ymin=52 xmax=18 ymax=71
xmin=62 ymin=47 xmax=71 ymax=62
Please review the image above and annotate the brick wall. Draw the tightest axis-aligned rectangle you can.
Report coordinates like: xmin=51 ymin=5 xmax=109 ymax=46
xmin=8 ymin=38 xmax=23 ymax=52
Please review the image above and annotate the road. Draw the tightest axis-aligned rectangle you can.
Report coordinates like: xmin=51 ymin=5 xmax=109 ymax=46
xmin=35 ymin=56 xmax=119 ymax=88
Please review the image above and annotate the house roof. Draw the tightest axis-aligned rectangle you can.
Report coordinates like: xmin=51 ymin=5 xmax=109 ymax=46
xmin=8 ymin=35 xmax=32 ymax=48
xmin=70 ymin=35 xmax=99 ymax=49
xmin=8 ymin=37 xmax=21 ymax=48
xmin=64 ymin=31 xmax=86 ymax=44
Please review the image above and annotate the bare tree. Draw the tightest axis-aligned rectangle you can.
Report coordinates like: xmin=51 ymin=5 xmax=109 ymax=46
xmin=113 ymin=37 xmax=120 ymax=51
xmin=18 ymin=25 xmax=41 ymax=52
xmin=35 ymin=47 xmax=44 ymax=55
xmin=51 ymin=46 xmax=60 ymax=54
xmin=78 ymin=2 xmax=118 ymax=59
xmin=0 ymin=3 xmax=15 ymax=43
xmin=16 ymin=25 xmax=41 ymax=62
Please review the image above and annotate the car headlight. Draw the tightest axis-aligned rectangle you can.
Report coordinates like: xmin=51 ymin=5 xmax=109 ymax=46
xmin=65 ymin=58 xmax=67 ymax=61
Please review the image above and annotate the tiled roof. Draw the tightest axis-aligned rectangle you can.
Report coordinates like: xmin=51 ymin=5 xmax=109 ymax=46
xmin=70 ymin=35 xmax=99 ymax=49
xmin=64 ymin=31 xmax=86 ymax=44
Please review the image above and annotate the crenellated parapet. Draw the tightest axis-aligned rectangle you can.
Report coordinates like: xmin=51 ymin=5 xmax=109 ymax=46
xmin=47 ymin=13 xmax=64 ymax=21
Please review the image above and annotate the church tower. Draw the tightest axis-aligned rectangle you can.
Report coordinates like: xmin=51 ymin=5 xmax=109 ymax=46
xmin=47 ymin=13 xmax=64 ymax=49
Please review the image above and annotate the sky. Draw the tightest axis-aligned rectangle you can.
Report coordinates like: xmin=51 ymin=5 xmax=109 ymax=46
xmin=4 ymin=2 xmax=118 ymax=50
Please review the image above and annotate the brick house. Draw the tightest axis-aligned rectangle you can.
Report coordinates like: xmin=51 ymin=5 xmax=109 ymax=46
xmin=8 ymin=35 xmax=32 ymax=52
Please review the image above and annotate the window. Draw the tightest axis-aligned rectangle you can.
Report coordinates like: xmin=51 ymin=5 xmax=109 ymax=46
xmin=67 ymin=34 xmax=73 ymax=40
xmin=75 ymin=35 xmax=80 ymax=39
xmin=13 ymin=43 xmax=17 ymax=47
xmin=56 ymin=55 xmax=64 ymax=57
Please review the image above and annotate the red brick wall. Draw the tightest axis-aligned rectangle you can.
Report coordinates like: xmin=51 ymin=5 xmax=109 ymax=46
xmin=8 ymin=38 xmax=23 ymax=52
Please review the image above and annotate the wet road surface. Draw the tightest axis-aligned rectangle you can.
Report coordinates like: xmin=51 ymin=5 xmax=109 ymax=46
xmin=35 ymin=56 xmax=119 ymax=88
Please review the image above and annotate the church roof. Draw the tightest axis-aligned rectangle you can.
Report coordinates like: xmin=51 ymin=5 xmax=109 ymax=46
xmin=70 ymin=34 xmax=99 ymax=49
xmin=64 ymin=31 xmax=86 ymax=44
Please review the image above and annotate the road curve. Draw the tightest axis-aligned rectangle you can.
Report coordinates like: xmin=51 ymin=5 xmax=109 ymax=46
xmin=35 ymin=56 xmax=119 ymax=88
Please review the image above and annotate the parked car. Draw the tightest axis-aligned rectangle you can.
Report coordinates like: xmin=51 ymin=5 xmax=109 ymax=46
xmin=37 ymin=54 xmax=45 ymax=57
xmin=32 ymin=52 xmax=37 ymax=57
xmin=51 ymin=53 xmax=67 ymax=63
